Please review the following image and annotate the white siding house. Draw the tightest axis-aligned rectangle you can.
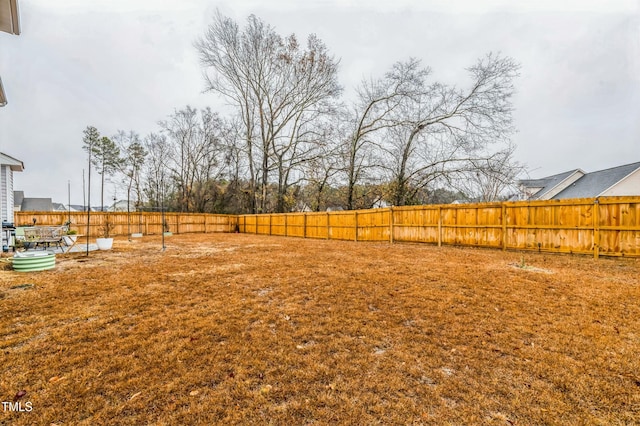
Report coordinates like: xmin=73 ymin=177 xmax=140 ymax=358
xmin=1 ymin=152 xmax=24 ymax=223
xmin=599 ymin=167 xmax=640 ymax=197
xmin=518 ymin=169 xmax=584 ymax=200
xmin=519 ymin=162 xmax=640 ymax=200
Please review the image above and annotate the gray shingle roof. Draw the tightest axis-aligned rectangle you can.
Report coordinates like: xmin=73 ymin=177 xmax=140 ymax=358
xmin=553 ymin=162 xmax=640 ymax=199
xmin=13 ymin=190 xmax=24 ymax=206
xmin=519 ymin=169 xmax=581 ymax=200
xmin=21 ymin=198 xmax=53 ymax=212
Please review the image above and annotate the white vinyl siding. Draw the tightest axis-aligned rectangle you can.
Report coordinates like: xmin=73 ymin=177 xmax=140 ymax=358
xmin=601 ymin=168 xmax=640 ymax=197
xmin=0 ymin=165 xmax=16 ymax=223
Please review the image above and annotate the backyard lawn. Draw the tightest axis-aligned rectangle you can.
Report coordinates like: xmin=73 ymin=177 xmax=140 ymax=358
xmin=1 ymin=233 xmax=639 ymax=424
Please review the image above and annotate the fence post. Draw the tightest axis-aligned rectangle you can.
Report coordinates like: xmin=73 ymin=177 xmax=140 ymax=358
xmin=389 ymin=207 xmax=394 ymax=243
xmin=437 ymin=206 xmax=442 ymax=247
xmin=502 ymin=203 xmax=507 ymax=251
xmin=326 ymin=212 xmax=330 ymax=240
xmin=284 ymin=214 xmax=288 ymax=237
xmin=593 ymin=198 xmax=600 ymax=259
xmin=354 ymin=211 xmax=358 ymax=242
xmin=303 ymin=213 xmax=307 ymax=238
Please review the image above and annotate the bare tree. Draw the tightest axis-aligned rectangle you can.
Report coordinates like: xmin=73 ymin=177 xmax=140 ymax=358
xmin=82 ymin=126 xmax=101 ymax=213
xmin=455 ymin=143 xmax=526 ymax=202
xmin=196 ymin=12 xmax=341 ymax=213
xmin=85 ymin=134 xmax=120 ymax=211
xmin=299 ymin=118 xmax=343 ymax=211
xmin=220 ymin=116 xmax=256 ymax=213
xmin=193 ymin=13 xmax=523 ymax=212
xmin=113 ymin=130 xmax=147 ymax=211
xmin=141 ymin=111 xmax=244 ymax=214
xmin=158 ymin=106 xmax=227 ymax=213
xmin=381 ymin=53 xmax=520 ymax=206
xmin=142 ymin=132 xmax=170 ymax=209
xmin=340 ymin=59 xmax=426 ymax=210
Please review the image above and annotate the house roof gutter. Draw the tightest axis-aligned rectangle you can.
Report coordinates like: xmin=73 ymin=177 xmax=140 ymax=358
xmin=1 ymin=0 xmax=21 ymax=107
xmin=0 ymin=77 xmax=7 ymax=107
xmin=0 ymin=152 xmax=24 ymax=171
xmin=0 ymin=0 xmax=21 ymax=35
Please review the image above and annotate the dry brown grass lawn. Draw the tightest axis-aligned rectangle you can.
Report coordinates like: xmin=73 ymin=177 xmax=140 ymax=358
xmin=1 ymin=233 xmax=639 ymax=425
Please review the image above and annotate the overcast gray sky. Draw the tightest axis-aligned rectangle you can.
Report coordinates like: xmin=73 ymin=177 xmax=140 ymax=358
xmin=1 ymin=0 xmax=638 ymax=205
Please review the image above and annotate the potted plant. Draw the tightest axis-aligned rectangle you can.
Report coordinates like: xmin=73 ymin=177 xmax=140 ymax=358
xmin=96 ymin=220 xmax=115 ymax=250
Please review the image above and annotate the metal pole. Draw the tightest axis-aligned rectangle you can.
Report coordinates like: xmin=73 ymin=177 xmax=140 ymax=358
xmin=86 ymin=148 xmax=91 ymax=256
xmin=127 ymin=182 xmax=131 ymax=241
xmin=161 ymin=175 xmax=165 ymax=251
xmin=67 ymin=180 xmax=71 ymax=225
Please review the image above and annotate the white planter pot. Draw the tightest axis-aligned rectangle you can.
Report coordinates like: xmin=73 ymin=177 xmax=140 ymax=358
xmin=96 ymin=237 xmax=114 ymax=250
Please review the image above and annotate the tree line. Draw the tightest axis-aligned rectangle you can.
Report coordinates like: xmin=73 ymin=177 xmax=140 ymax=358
xmin=83 ymin=11 xmax=525 ymax=214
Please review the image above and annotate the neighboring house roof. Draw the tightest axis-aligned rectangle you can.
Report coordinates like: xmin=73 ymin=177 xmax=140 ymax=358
xmin=109 ymin=200 xmax=135 ymax=211
xmin=521 ymin=161 xmax=640 ymax=201
xmin=21 ymin=198 xmax=53 ymax=211
xmin=519 ymin=169 xmax=583 ymax=200
xmin=553 ymin=162 xmax=640 ymax=200
xmin=52 ymin=202 xmax=67 ymax=211
xmin=68 ymin=205 xmax=101 ymax=212
xmin=13 ymin=190 xmax=24 ymax=207
xmin=0 ymin=152 xmax=24 ymax=171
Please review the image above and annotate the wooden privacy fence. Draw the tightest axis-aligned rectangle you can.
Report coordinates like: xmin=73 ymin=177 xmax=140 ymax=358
xmin=14 ymin=211 xmax=237 ymax=238
xmin=238 ymin=197 xmax=640 ymax=258
xmin=13 ymin=197 xmax=640 ymax=258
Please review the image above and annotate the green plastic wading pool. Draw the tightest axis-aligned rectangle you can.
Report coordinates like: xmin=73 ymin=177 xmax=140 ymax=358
xmin=12 ymin=251 xmax=56 ymax=272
